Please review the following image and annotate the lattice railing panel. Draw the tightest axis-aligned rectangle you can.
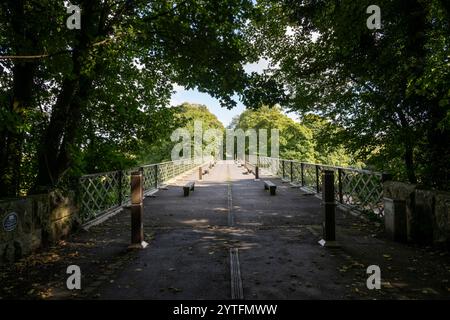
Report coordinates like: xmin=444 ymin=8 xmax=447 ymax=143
xmin=340 ymin=170 xmax=384 ymax=216
xmin=157 ymin=162 xmax=171 ymax=185
xmin=303 ymin=163 xmax=319 ymax=192
xmin=79 ymin=171 xmax=121 ymax=222
xmin=286 ymin=161 xmax=293 ymax=181
xmin=257 ymin=156 xmax=385 ymax=217
xmin=277 ymin=160 xmax=288 ymax=180
xmin=258 ymin=157 xmax=279 ymax=176
xmin=142 ymin=165 xmax=157 ymax=193
xmin=291 ymin=162 xmax=301 ymax=185
xmin=121 ymin=167 xmax=139 ymax=205
xmin=78 ymin=159 xmax=206 ymax=223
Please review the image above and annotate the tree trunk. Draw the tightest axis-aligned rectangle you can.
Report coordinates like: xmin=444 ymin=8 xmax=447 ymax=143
xmin=33 ymin=78 xmax=78 ymax=190
xmin=0 ymin=0 xmax=37 ymax=197
xmin=425 ymin=102 xmax=450 ymax=190
xmin=0 ymin=64 xmax=34 ymax=197
xmin=56 ymin=75 xmax=93 ymax=180
xmin=404 ymin=143 xmax=417 ymax=185
xmin=33 ymin=0 xmax=102 ymax=191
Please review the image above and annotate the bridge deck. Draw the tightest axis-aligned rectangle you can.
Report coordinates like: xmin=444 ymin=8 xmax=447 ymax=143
xmin=95 ymin=161 xmax=450 ymax=299
xmin=2 ymin=162 xmax=450 ymax=300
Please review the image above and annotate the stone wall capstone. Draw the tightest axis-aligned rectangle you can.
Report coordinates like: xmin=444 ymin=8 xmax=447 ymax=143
xmin=383 ymin=181 xmax=450 ymax=245
xmin=383 ymin=181 xmax=416 ymax=242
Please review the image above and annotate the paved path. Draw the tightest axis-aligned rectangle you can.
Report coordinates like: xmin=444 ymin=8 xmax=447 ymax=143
xmin=1 ymin=161 xmax=450 ymax=300
xmin=96 ymin=161 xmax=450 ymax=299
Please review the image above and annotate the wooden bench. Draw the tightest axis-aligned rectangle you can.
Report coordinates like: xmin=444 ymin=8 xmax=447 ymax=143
xmin=264 ymin=180 xmax=277 ymax=196
xmin=183 ymin=181 xmax=195 ymax=197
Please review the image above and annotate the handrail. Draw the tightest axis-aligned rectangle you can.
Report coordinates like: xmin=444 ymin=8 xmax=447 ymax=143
xmin=78 ymin=157 xmax=210 ymax=223
xmin=256 ymin=156 xmax=388 ymax=217
xmin=258 ymin=157 xmax=382 ymax=176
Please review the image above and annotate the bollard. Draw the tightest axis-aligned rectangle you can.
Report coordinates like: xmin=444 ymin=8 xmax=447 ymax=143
xmin=384 ymin=198 xmax=407 ymax=242
xmin=319 ymin=170 xmax=339 ymax=247
xmin=255 ymin=166 xmax=259 ymax=180
xmin=129 ymin=171 xmax=148 ymax=249
xmin=198 ymin=166 xmax=203 ymax=180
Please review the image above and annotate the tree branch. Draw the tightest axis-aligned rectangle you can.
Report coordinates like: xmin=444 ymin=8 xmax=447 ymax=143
xmin=0 ymin=0 xmax=188 ymax=60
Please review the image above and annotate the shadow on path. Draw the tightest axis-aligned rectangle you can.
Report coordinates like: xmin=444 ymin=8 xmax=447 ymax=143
xmin=1 ymin=161 xmax=450 ymax=300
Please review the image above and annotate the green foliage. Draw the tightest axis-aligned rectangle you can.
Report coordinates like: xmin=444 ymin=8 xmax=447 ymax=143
xmin=174 ymin=103 xmax=225 ymax=132
xmin=136 ymin=103 xmax=225 ymax=164
xmin=0 ymin=0 xmax=258 ymax=195
xmin=234 ymin=105 xmax=314 ymax=161
xmin=2 ymin=0 xmax=449 ymax=197
xmin=300 ymin=114 xmax=361 ymax=167
xmin=245 ymin=0 xmax=450 ymax=189
xmin=231 ymin=106 xmax=357 ymax=166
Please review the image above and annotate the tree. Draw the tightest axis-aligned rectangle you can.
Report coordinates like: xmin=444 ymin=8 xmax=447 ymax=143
xmin=300 ymin=114 xmax=359 ymax=167
xmin=246 ymin=0 xmax=450 ymax=189
xmin=0 ymin=0 xmax=258 ymax=195
xmin=137 ymin=103 xmax=225 ymax=164
xmin=231 ymin=105 xmax=356 ymax=165
xmin=233 ymin=105 xmax=314 ymax=161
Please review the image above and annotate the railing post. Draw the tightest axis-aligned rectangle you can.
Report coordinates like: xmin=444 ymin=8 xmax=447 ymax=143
xmin=315 ymin=165 xmax=320 ymax=193
xmin=129 ymin=171 xmax=147 ymax=249
xmin=319 ymin=170 xmax=337 ymax=247
xmin=154 ymin=165 xmax=158 ymax=189
xmin=338 ymin=168 xmax=343 ymax=204
xmin=301 ymin=163 xmax=305 ymax=187
xmin=290 ymin=161 xmax=293 ymax=183
xmin=139 ymin=166 xmax=144 ymax=194
xmin=118 ymin=170 xmax=123 ymax=206
xmin=255 ymin=157 xmax=260 ymax=180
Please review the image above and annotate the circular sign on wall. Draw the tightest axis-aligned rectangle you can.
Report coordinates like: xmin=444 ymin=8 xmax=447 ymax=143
xmin=3 ymin=212 xmax=18 ymax=232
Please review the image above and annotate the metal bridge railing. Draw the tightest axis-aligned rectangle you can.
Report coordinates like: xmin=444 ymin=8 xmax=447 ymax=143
xmin=78 ymin=158 xmax=210 ymax=223
xmin=257 ymin=156 xmax=390 ymax=217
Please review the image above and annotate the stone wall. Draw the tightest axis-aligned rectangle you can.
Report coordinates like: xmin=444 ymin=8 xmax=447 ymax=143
xmin=384 ymin=181 xmax=450 ymax=245
xmin=0 ymin=190 xmax=79 ymax=264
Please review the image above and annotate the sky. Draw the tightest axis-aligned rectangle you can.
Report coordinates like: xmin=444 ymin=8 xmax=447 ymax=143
xmin=170 ymin=86 xmax=245 ymax=128
xmin=169 ymin=58 xmax=298 ymax=127
xmin=169 ymin=27 xmax=315 ymax=127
